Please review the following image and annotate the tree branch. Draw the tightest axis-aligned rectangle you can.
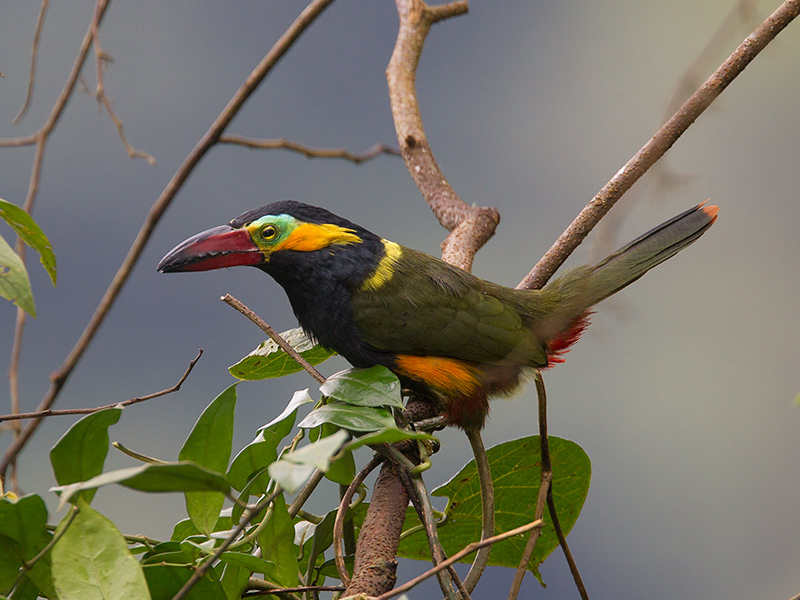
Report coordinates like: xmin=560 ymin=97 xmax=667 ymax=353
xmin=218 ymin=135 xmax=400 ymax=164
xmin=221 ymin=294 xmax=326 ymax=385
xmin=518 ymin=0 xmax=800 ymax=290
xmin=12 ymin=0 xmax=49 ymax=124
xmin=0 ymin=350 xmax=201 ymax=423
xmin=386 ymin=0 xmax=498 ymax=272
xmin=82 ymin=7 xmax=157 ymax=164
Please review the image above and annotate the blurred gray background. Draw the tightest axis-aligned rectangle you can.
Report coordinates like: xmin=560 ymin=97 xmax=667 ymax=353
xmin=1 ymin=1 xmax=798 ymax=598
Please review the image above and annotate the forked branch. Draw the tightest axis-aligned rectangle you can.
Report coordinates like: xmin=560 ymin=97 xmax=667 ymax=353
xmin=387 ymin=0 xmax=498 ymax=272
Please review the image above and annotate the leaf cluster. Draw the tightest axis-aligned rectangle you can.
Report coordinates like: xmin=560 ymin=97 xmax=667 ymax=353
xmin=1 ymin=331 xmax=590 ymax=600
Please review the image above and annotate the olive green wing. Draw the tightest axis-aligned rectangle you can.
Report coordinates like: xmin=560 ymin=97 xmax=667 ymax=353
xmin=349 ymin=247 xmax=547 ymax=366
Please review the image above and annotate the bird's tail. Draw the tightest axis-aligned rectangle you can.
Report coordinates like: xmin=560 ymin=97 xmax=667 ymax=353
xmin=582 ymin=202 xmax=717 ymax=306
xmin=539 ymin=202 xmax=718 ymax=364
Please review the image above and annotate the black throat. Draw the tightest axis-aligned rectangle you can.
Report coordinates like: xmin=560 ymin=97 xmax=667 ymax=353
xmin=257 ymin=214 xmax=390 ymax=369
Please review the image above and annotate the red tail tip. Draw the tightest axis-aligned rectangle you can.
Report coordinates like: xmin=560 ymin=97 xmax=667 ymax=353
xmin=698 ymin=200 xmax=719 ymax=223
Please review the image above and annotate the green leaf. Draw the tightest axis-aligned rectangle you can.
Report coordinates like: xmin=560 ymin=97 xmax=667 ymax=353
xmin=219 ymin=561 xmax=250 ymax=600
xmin=51 ymin=499 xmax=150 ymax=600
xmin=227 ymin=435 xmax=276 ymax=495
xmin=345 ymin=427 xmax=437 ymax=451
xmin=257 ymin=495 xmax=298 ymax=587
xmin=324 ymin=446 xmax=356 ymax=486
xmin=229 ymin=327 xmax=335 ymax=380
xmin=142 ymin=563 xmax=227 ymax=600
xmin=318 ymin=555 xmax=354 ymax=580
xmin=170 ymin=518 xmax=200 ymax=542
xmin=0 ymin=199 xmax=56 ymax=285
xmin=230 ymin=468 xmax=270 ymax=525
xmin=268 ymin=430 xmax=349 ymax=494
xmin=49 ymin=408 xmax=122 ymax=504
xmin=304 ymin=509 xmax=338 ymax=583
xmin=0 ymin=494 xmax=56 ymax=598
xmin=397 ymin=436 xmax=591 ymax=584
xmin=179 ymin=385 xmax=236 ymax=536
xmin=308 ymin=423 xmax=356 ymax=485
xmin=0 ymin=494 xmax=49 ymax=559
xmin=179 ymin=384 xmax=237 ymax=471
xmin=320 ymin=366 xmax=403 ymax=408
xmin=0 ymin=233 xmax=35 ymax=317
xmin=227 ymin=389 xmax=312 ymax=493
xmin=7 ymin=571 xmax=42 ymax=600
xmin=217 ymin=552 xmax=279 ymax=581
xmin=298 ymin=402 xmax=396 ymax=433
xmin=140 ymin=541 xmax=194 ymax=566
xmin=263 ymin=388 xmax=314 ymax=430
xmin=51 ymin=462 xmax=231 ymax=509
xmin=0 ymin=534 xmax=23 ymax=591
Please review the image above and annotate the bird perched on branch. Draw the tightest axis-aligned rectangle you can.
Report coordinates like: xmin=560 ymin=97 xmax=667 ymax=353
xmin=158 ymin=200 xmax=717 ymax=429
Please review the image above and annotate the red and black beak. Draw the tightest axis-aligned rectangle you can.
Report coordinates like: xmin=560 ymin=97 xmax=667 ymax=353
xmin=157 ymin=225 xmax=264 ymax=273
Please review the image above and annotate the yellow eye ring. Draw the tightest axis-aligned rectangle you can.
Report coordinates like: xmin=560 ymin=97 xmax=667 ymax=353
xmin=260 ymin=224 xmax=278 ymax=241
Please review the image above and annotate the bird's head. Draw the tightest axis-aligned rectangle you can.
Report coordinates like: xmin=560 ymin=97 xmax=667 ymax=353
xmin=157 ymin=201 xmax=369 ymax=274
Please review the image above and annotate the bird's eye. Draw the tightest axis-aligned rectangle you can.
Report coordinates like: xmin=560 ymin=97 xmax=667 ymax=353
xmin=260 ymin=224 xmax=278 ymax=241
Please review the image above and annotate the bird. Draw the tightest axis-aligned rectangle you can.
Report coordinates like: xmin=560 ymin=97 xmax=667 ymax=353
xmin=158 ymin=200 xmax=717 ymax=429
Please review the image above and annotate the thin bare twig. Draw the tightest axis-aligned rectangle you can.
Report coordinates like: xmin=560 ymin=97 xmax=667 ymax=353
xmin=462 ymin=427 xmax=494 ymax=593
xmin=536 ymin=373 xmax=585 ymax=599
xmin=0 ymin=350 xmax=201 ymax=423
xmin=81 ymin=27 xmax=158 ymax=168
xmin=519 ymin=0 xmax=800 ymax=290
xmin=547 ymin=487 xmax=587 ymax=599
xmin=402 ymin=460 xmax=464 ymax=600
xmin=375 ymin=519 xmax=545 ymax=600
xmin=508 ymin=372 xmax=551 ymax=600
xmin=0 ymin=135 xmax=37 ymax=148
xmin=221 ymin=294 xmax=325 ymax=385
xmin=219 ymin=135 xmax=400 ymax=164
xmin=242 ymin=583 xmax=344 ymax=597
xmin=338 ymin=483 xmax=357 ymax=557
xmin=334 ymin=455 xmax=384 ymax=585
xmin=98 ymin=92 xmax=157 ymax=164
xmin=0 ymin=0 xmax=336 ymax=479
xmin=13 ymin=0 xmax=49 ymax=124
xmin=508 ymin=373 xmax=587 ymax=600
xmin=379 ymin=443 xmax=463 ymax=599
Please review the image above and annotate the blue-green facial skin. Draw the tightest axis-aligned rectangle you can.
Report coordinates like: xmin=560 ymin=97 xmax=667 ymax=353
xmin=242 ymin=214 xmax=298 ymax=252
